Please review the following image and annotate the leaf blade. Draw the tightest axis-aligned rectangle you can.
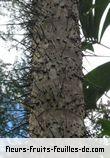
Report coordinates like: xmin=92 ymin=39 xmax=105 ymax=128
xmin=84 ymin=62 xmax=110 ymax=109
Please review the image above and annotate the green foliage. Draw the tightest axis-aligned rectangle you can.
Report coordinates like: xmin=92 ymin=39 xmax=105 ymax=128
xmin=80 ymin=0 xmax=110 ymax=110
xmin=79 ymin=0 xmax=110 ymax=43
xmin=100 ymin=8 xmax=110 ymax=40
xmin=84 ymin=62 xmax=110 ymax=109
xmin=85 ymin=102 xmax=110 ymax=137
xmin=80 ymin=0 xmax=110 ymax=136
xmin=82 ymin=41 xmax=94 ymax=51
xmin=98 ymin=119 xmax=110 ymax=136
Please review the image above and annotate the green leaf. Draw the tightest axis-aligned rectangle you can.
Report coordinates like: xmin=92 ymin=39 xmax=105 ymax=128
xmin=79 ymin=0 xmax=110 ymax=42
xmin=79 ymin=0 xmax=94 ymax=40
xmin=98 ymin=119 xmax=110 ymax=136
xmin=100 ymin=8 xmax=110 ymax=41
xmin=94 ymin=0 xmax=110 ymax=41
xmin=84 ymin=62 xmax=110 ymax=109
xmin=82 ymin=41 xmax=94 ymax=51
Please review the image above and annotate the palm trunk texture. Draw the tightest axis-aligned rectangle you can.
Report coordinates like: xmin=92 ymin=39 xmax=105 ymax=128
xmin=28 ymin=0 xmax=85 ymax=137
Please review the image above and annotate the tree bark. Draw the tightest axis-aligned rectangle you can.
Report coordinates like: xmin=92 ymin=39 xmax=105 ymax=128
xmin=28 ymin=0 xmax=85 ymax=137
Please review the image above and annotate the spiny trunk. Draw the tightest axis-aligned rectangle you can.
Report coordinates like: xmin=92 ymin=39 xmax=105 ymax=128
xmin=28 ymin=0 xmax=85 ymax=137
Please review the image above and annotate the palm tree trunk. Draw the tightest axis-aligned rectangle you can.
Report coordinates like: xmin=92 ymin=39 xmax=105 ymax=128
xmin=28 ymin=0 xmax=85 ymax=137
